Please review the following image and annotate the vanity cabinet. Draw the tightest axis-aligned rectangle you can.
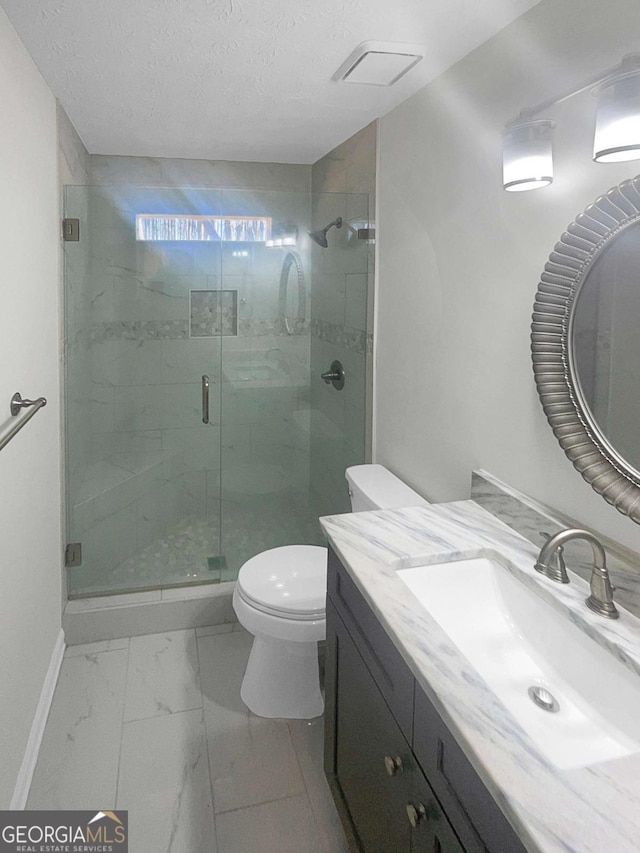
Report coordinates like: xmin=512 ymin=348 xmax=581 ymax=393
xmin=325 ymin=546 xmax=526 ymax=853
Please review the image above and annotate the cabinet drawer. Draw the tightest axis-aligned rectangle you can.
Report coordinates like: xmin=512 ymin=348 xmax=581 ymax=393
xmin=327 ymin=545 xmax=414 ymax=741
xmin=413 ymin=689 xmax=526 ymax=853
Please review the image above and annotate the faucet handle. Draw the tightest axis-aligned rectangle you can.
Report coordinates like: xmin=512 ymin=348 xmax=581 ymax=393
xmin=554 ymin=544 xmax=567 ymax=579
xmin=586 ymin=562 xmax=619 ymax=619
xmin=536 ymin=532 xmax=569 ymax=584
xmin=540 ymin=532 xmax=567 ymax=574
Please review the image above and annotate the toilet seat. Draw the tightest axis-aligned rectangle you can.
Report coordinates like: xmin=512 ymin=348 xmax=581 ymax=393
xmin=236 ymin=545 xmax=327 ymax=621
xmin=235 ymin=585 xmax=324 ymax=621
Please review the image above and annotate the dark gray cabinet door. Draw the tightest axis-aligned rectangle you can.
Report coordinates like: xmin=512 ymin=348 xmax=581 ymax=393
xmin=327 ymin=546 xmax=415 ymax=740
xmin=329 ymin=599 xmax=413 ymax=853
xmin=413 ymin=691 xmax=524 ymax=853
xmin=409 ymin=768 xmax=465 ymax=853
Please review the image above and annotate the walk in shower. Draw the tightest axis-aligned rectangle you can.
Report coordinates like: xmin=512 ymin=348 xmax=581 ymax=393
xmin=64 ymin=183 xmax=370 ymax=596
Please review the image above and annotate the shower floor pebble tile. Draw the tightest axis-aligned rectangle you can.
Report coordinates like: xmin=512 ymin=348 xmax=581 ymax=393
xmin=72 ymin=496 xmax=324 ymax=597
xmin=28 ymin=628 xmax=347 ymax=853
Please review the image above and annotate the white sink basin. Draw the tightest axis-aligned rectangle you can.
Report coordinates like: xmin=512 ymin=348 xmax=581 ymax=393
xmin=398 ymin=557 xmax=640 ymax=769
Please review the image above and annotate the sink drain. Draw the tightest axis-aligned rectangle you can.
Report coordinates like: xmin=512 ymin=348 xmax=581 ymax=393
xmin=528 ymin=685 xmax=560 ymax=713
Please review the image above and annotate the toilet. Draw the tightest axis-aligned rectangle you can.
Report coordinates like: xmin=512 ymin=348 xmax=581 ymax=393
xmin=232 ymin=464 xmax=429 ymax=719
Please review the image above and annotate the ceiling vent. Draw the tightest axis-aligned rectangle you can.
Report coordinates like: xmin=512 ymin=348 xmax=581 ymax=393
xmin=333 ymin=41 xmax=425 ymax=87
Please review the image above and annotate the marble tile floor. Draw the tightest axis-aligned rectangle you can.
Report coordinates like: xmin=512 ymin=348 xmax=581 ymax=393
xmin=28 ymin=626 xmax=348 ymax=853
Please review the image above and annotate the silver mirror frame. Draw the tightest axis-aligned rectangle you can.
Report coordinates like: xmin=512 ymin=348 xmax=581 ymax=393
xmin=532 ymin=174 xmax=640 ymax=524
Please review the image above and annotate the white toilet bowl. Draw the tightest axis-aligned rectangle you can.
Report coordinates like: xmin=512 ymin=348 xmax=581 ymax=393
xmin=233 ymin=465 xmax=429 ymax=720
xmin=233 ymin=544 xmax=327 ymax=719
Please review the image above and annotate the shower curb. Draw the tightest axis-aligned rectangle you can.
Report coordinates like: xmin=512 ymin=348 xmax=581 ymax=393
xmin=63 ymin=582 xmax=236 ymax=644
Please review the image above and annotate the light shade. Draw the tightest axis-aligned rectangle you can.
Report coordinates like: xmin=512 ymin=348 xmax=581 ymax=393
xmin=502 ymin=120 xmax=554 ymax=192
xmin=593 ymin=69 xmax=640 ymax=162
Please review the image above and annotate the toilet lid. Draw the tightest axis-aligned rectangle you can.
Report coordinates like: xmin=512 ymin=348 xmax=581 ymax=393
xmin=237 ymin=545 xmax=327 ymax=619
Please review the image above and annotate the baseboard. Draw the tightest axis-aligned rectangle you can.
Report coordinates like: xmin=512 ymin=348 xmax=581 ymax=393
xmin=10 ymin=629 xmax=66 ymax=810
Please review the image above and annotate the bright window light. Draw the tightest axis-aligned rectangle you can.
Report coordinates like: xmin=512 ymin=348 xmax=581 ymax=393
xmin=136 ymin=214 xmax=272 ymax=242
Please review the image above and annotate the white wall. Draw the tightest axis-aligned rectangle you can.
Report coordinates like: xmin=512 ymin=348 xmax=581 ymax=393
xmin=375 ymin=0 xmax=640 ymax=552
xmin=0 ymin=8 xmax=62 ymax=806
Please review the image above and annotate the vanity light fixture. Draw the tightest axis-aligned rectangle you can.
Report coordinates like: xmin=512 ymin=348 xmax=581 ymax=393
xmin=593 ymin=62 xmax=640 ymax=162
xmin=502 ymin=120 xmax=554 ymax=192
xmin=503 ymin=53 xmax=640 ymax=191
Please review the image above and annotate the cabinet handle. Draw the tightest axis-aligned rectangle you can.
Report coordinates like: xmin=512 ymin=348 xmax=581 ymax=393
xmin=384 ymin=755 xmax=403 ymax=777
xmin=406 ymin=803 xmax=427 ymax=828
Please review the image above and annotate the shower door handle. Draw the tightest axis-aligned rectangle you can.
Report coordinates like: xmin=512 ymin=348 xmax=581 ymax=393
xmin=202 ymin=375 xmax=210 ymax=424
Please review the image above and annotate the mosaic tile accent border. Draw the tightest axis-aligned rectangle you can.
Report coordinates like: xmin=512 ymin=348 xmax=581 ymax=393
xmin=190 ymin=290 xmax=237 ymax=337
xmin=88 ymin=317 xmax=310 ymax=344
xmin=311 ymin=318 xmax=373 ymax=355
xmin=238 ymin=318 xmax=308 ymax=337
xmin=89 ymin=320 xmax=189 ymax=344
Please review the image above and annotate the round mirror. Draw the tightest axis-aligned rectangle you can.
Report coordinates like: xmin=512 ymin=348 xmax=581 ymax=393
xmin=571 ymin=218 xmax=640 ymax=476
xmin=532 ymin=175 xmax=640 ymax=523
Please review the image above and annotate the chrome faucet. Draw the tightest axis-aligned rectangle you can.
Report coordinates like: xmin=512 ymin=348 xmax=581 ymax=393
xmin=535 ymin=528 xmax=619 ymax=619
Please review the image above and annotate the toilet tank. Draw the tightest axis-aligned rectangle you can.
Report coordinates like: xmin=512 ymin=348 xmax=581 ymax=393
xmin=346 ymin=464 xmax=429 ymax=512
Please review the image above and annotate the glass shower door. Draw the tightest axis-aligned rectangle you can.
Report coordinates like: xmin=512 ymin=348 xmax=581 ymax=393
xmin=308 ymin=190 xmax=371 ymax=518
xmin=218 ymin=189 xmax=371 ymax=579
xmin=64 ymin=183 xmax=371 ymax=594
xmin=64 ymin=185 xmax=224 ymax=596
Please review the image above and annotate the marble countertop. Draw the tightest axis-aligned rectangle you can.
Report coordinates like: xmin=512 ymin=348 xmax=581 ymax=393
xmin=320 ymin=500 xmax=640 ymax=853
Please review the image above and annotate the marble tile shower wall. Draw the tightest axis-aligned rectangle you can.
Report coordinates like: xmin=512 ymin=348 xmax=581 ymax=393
xmin=309 ymin=123 xmax=376 ymax=517
xmin=64 ymin=157 xmax=312 ymax=593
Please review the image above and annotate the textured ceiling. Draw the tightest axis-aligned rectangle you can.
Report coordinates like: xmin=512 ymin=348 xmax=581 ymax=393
xmin=2 ymin=0 xmax=540 ymax=163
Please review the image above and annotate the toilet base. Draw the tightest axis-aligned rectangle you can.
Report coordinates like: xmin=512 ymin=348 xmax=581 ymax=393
xmin=241 ymin=634 xmax=324 ymax=720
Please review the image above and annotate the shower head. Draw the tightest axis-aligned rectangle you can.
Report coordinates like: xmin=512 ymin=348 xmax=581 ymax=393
xmin=308 ymin=216 xmax=343 ymax=248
